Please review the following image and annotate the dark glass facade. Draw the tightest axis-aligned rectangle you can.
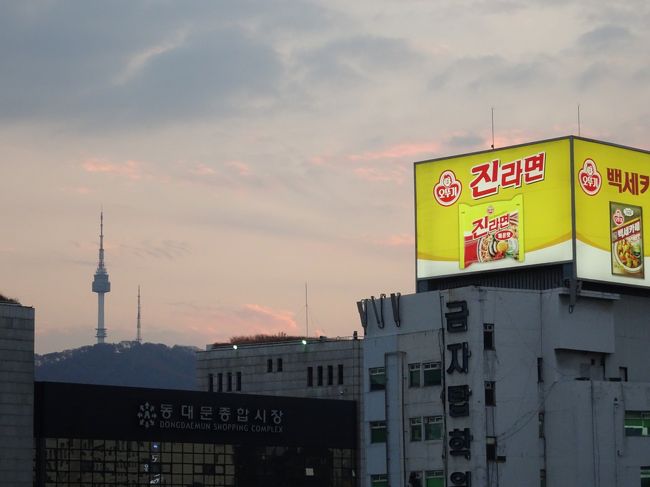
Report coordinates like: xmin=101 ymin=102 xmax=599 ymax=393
xmin=35 ymin=382 xmax=356 ymax=487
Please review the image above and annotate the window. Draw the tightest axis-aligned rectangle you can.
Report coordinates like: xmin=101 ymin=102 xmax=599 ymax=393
xmin=425 ymin=470 xmax=444 ymax=487
xmin=236 ymin=372 xmax=242 ymax=391
xmin=307 ymin=367 xmax=313 ymax=387
xmin=277 ymin=358 xmax=283 ymax=372
xmin=540 ymin=469 xmax=546 ymax=487
xmin=409 ymin=363 xmax=421 ymax=387
xmin=641 ymin=466 xmax=650 ymax=487
xmin=208 ymin=373 xmax=214 ymax=392
xmin=408 ymin=471 xmax=423 ymax=487
xmin=227 ymin=372 xmax=232 ymax=392
xmin=423 ymin=362 xmax=441 ymax=386
xmin=410 ymin=417 xmax=422 ymax=441
xmin=338 ymin=364 xmax=344 ymax=385
xmin=620 ymin=366 xmax=628 ymax=382
xmin=485 ymin=381 xmax=495 ymax=406
xmin=328 ymin=365 xmax=334 ymax=385
xmin=217 ymin=373 xmax=223 ymax=392
xmin=486 ymin=436 xmax=497 ymax=461
xmin=484 ymin=323 xmax=495 ymax=349
xmin=370 ymin=421 xmax=387 ymax=443
xmin=317 ymin=366 xmax=324 ymax=386
xmin=424 ymin=416 xmax=442 ymax=441
xmin=537 ymin=357 xmax=544 ymax=383
xmin=267 ymin=359 xmax=273 ymax=373
xmin=369 ymin=367 xmax=386 ymax=391
xmin=538 ymin=412 xmax=545 ymax=438
xmin=625 ymin=411 xmax=650 ymax=436
xmin=371 ymin=474 xmax=388 ymax=487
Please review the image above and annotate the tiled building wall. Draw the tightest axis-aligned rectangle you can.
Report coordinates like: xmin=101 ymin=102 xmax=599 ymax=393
xmin=0 ymin=303 xmax=35 ymax=487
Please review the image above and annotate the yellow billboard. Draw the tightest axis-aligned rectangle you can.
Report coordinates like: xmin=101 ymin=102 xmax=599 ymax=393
xmin=415 ymin=139 xmax=573 ymax=279
xmin=574 ymin=139 xmax=650 ymax=286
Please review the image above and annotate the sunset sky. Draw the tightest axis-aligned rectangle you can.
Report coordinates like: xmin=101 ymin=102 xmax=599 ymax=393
xmin=1 ymin=1 xmax=648 ymax=353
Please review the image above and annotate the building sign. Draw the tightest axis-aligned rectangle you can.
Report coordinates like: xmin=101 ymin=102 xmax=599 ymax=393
xmin=574 ymin=139 xmax=650 ymax=286
xmin=34 ymin=382 xmax=355 ymax=449
xmin=416 ymin=139 xmax=572 ymax=280
xmin=444 ymin=300 xmax=473 ymax=486
xmin=416 ymin=136 xmax=650 ymax=289
xmin=136 ymin=400 xmax=285 ymax=434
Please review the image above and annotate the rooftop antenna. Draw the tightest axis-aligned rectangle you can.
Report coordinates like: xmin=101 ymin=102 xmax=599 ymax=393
xmin=491 ymin=107 xmax=495 ymax=149
xmin=305 ymin=282 xmax=309 ymax=339
xmin=92 ymin=209 xmax=111 ymax=344
xmin=136 ymin=285 xmax=142 ymax=343
xmin=577 ymin=103 xmax=581 ymax=136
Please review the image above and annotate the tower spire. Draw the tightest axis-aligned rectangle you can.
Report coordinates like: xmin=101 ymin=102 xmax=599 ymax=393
xmin=136 ymin=285 xmax=142 ymax=343
xmin=92 ymin=210 xmax=111 ymax=344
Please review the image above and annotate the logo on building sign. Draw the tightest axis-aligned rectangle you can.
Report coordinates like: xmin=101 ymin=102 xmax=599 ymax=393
xmin=434 ymin=170 xmax=462 ymax=206
xmin=138 ymin=402 xmax=157 ymax=428
xmin=613 ymin=208 xmax=624 ymax=226
xmin=578 ymin=158 xmax=602 ymax=195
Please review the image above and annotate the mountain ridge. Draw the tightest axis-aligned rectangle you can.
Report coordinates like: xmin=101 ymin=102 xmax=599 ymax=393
xmin=35 ymin=341 xmax=198 ymax=390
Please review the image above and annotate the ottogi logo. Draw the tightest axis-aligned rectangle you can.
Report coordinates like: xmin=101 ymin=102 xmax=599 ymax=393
xmin=433 ymin=170 xmax=462 ymax=206
xmin=578 ymin=158 xmax=602 ymax=195
xmin=613 ymin=209 xmax=624 ymax=226
xmin=137 ymin=402 xmax=157 ymax=428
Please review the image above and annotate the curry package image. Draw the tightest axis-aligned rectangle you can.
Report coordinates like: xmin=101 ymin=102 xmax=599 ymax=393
xmin=610 ymin=202 xmax=644 ymax=278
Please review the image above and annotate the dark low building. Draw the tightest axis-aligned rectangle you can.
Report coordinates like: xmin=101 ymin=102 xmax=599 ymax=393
xmin=35 ymin=382 xmax=357 ymax=486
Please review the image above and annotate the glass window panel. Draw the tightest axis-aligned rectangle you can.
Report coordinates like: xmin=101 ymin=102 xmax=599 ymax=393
xmin=423 ymin=362 xmax=441 ymax=386
xmin=409 ymin=363 xmax=421 ymax=387
xmin=424 ymin=416 xmax=443 ymax=441
xmin=369 ymin=367 xmax=386 ymax=391
xmin=370 ymin=421 xmax=387 ymax=443
xmin=410 ymin=417 xmax=423 ymax=441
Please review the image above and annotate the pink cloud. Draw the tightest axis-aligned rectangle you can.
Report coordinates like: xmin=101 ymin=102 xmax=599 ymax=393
xmin=190 ymin=163 xmax=217 ymax=176
xmin=82 ymin=158 xmax=143 ymax=180
xmin=354 ymin=166 xmax=408 ymax=184
xmin=376 ymin=234 xmax=415 ymax=248
xmin=169 ymin=302 xmax=299 ymax=344
xmin=226 ymin=161 xmax=252 ymax=177
xmin=347 ymin=142 xmax=441 ymax=162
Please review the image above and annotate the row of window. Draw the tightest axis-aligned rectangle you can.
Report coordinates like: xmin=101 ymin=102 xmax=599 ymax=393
xmin=370 ymin=470 xmax=444 ymax=487
xmin=307 ymin=364 xmax=344 ymax=387
xmin=208 ymin=372 xmax=241 ymax=393
xmin=369 ymin=362 xmax=443 ymax=392
xmin=370 ymin=417 xmax=443 ymax=443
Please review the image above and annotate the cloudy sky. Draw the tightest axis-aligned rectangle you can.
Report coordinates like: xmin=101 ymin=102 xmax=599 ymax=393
xmin=1 ymin=1 xmax=648 ymax=353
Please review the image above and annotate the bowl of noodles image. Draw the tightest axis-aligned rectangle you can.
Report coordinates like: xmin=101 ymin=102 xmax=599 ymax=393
xmin=477 ymin=232 xmax=519 ymax=263
xmin=614 ymin=237 xmax=643 ymax=273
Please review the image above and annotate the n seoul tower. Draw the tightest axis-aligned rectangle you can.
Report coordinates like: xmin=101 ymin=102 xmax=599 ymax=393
xmin=92 ymin=211 xmax=111 ymax=344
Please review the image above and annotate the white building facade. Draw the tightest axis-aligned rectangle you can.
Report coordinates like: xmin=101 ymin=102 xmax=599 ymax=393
xmin=359 ymin=286 xmax=650 ymax=487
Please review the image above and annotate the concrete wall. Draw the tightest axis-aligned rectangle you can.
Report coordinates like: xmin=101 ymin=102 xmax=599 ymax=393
xmin=360 ymin=286 xmax=650 ymax=487
xmin=0 ymin=302 xmax=34 ymax=487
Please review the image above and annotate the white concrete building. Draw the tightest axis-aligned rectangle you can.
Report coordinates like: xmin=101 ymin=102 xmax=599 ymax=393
xmin=358 ymin=286 xmax=650 ymax=487
xmin=0 ymin=297 xmax=34 ymax=487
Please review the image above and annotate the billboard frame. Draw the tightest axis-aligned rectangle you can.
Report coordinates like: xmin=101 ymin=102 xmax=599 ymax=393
xmin=414 ymin=135 xmax=650 ymax=291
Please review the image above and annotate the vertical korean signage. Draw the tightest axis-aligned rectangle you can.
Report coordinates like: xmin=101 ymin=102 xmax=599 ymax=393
xmin=415 ymin=139 xmax=573 ymax=280
xmin=574 ymin=139 xmax=650 ymax=287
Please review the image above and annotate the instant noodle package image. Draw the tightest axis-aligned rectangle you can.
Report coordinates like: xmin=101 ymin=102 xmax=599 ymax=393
xmin=610 ymin=202 xmax=644 ymax=278
xmin=459 ymin=195 xmax=524 ymax=269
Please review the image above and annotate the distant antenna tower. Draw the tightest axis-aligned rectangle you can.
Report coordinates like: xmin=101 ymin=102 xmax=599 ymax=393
xmin=92 ymin=211 xmax=111 ymax=344
xmin=136 ymin=285 xmax=142 ymax=343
